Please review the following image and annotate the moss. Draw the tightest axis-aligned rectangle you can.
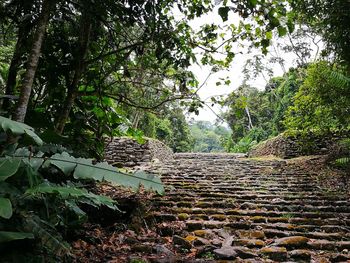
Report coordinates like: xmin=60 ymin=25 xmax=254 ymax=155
xmin=201 ymin=208 xmax=221 ymax=214
xmin=286 ymin=224 xmax=296 ymax=229
xmin=192 ymin=214 xmax=209 ymax=220
xmin=211 ymin=214 xmax=227 ymax=221
xmin=234 ymin=239 xmax=265 ymax=248
xmin=276 ymin=236 xmax=309 ymax=247
xmin=260 ymin=247 xmax=287 ymax=253
xmin=226 ymin=209 xmax=241 ymax=215
xmin=178 ymin=213 xmax=189 ymax=221
xmin=227 ymin=215 xmax=241 ymax=221
xmin=196 ymin=202 xmax=212 ymax=208
xmin=239 ymin=230 xmax=265 ymax=239
xmin=185 ymin=235 xmax=197 ymax=242
xmin=268 ymin=217 xmax=289 ymax=223
xmin=183 ymin=184 xmax=199 ymax=189
xmin=193 ymin=230 xmax=209 ymax=237
xmin=281 ymin=213 xmax=295 ymax=219
xmin=251 ymin=216 xmax=266 ymax=223
xmin=175 ymin=208 xmax=192 ymax=214
xmin=177 ymin=201 xmax=193 ymax=207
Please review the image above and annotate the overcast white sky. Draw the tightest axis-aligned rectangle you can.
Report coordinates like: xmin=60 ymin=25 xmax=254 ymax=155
xmin=177 ymin=6 xmax=320 ymax=124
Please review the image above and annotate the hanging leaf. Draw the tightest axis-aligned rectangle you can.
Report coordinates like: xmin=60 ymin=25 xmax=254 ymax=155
xmin=0 ymin=158 xmax=21 ymax=181
xmin=44 ymin=152 xmax=76 ymax=174
xmin=277 ymin=26 xmax=287 ymax=37
xmin=23 ymin=214 xmax=71 ymax=256
xmin=0 ymin=231 xmax=34 ymax=243
xmin=0 ymin=116 xmax=43 ymax=145
xmin=15 ymin=148 xmax=44 ymax=171
xmin=265 ymin=31 xmax=273 ymax=40
xmin=0 ymin=198 xmax=12 ymax=219
xmin=218 ymin=7 xmax=230 ymax=22
xmin=43 ymin=152 xmax=165 ymax=195
xmin=74 ymin=158 xmax=165 ymax=195
xmin=26 ymin=183 xmax=119 ymax=210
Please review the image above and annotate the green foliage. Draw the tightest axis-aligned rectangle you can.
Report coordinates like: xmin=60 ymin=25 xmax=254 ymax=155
xmin=0 ymin=116 xmax=43 ymax=145
xmin=0 ymin=117 xmax=164 ymax=259
xmin=0 ymin=197 xmax=12 ymax=219
xmin=136 ymin=106 xmax=194 ymax=153
xmin=223 ymin=68 xmax=302 ymax=151
xmin=332 ymin=138 xmax=350 ymax=170
xmin=284 ymin=62 xmax=350 ymax=132
xmin=292 ymin=0 xmax=350 ymax=67
xmin=189 ymin=121 xmax=230 ymax=153
xmin=229 ymin=137 xmax=257 ymax=153
xmin=0 ymin=231 xmax=34 ymax=243
xmin=334 ymin=157 xmax=350 ymax=168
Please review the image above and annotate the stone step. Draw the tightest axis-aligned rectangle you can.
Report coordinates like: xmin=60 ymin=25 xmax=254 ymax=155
xmin=154 ymin=195 xmax=350 ymax=206
xmin=137 ymin=154 xmax=350 ymax=262
xmin=151 ymin=210 xmax=350 ymax=227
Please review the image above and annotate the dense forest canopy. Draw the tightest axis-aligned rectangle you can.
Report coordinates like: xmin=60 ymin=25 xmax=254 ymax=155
xmin=0 ymin=0 xmax=349 ymax=154
xmin=0 ymin=0 xmax=350 ymax=259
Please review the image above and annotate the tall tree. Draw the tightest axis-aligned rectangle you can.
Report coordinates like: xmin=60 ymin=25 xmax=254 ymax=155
xmin=55 ymin=4 xmax=92 ymax=134
xmin=12 ymin=0 xmax=53 ymax=122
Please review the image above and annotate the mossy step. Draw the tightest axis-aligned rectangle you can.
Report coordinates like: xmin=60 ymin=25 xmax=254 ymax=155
xmin=262 ymin=228 xmax=350 ymax=241
xmin=188 ymin=189 xmax=346 ymax=198
xmin=192 ymin=191 xmax=348 ymax=201
xmin=156 ymin=209 xmax=350 ymax=226
xmin=251 ymin=222 xmax=350 ymax=233
xmin=224 ymin=209 xmax=350 ymax=219
xmin=153 ymin=196 xmax=350 ymax=206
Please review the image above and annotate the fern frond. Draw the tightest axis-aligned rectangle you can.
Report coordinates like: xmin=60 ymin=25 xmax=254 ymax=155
xmin=329 ymin=71 xmax=350 ymax=89
xmin=22 ymin=213 xmax=71 ymax=257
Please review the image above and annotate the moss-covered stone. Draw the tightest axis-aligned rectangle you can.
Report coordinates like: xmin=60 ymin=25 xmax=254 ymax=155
xmin=233 ymin=239 xmax=266 ymax=248
xmin=289 ymin=249 xmax=312 ymax=260
xmin=193 ymin=230 xmax=209 ymax=238
xmin=175 ymin=208 xmax=192 ymax=214
xmin=196 ymin=202 xmax=213 ymax=208
xmin=185 ymin=235 xmax=197 ymax=242
xmin=260 ymin=247 xmax=287 ymax=261
xmin=177 ymin=201 xmax=193 ymax=207
xmin=273 ymin=236 xmax=309 ymax=249
xmin=192 ymin=214 xmax=209 ymax=220
xmin=250 ymin=216 xmax=267 ymax=223
xmin=268 ymin=217 xmax=289 ymax=223
xmin=238 ymin=230 xmax=265 ymax=239
xmin=226 ymin=209 xmax=241 ymax=215
xmin=186 ymin=221 xmax=203 ymax=231
xmin=211 ymin=214 xmax=227 ymax=221
xmin=178 ymin=213 xmax=189 ymax=221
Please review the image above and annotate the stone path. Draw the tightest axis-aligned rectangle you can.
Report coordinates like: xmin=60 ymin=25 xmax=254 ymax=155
xmin=141 ymin=153 xmax=350 ymax=262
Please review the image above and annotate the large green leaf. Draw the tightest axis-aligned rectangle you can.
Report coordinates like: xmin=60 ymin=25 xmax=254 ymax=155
xmin=0 ymin=231 xmax=34 ymax=243
xmin=26 ymin=183 xmax=118 ymax=210
xmin=0 ymin=197 xmax=12 ymax=219
xmin=15 ymin=148 xmax=44 ymax=170
xmin=44 ymin=152 xmax=76 ymax=174
xmin=0 ymin=158 xmax=21 ymax=181
xmin=44 ymin=152 xmax=165 ymax=195
xmin=218 ymin=6 xmax=230 ymax=22
xmin=74 ymin=158 xmax=165 ymax=195
xmin=0 ymin=116 xmax=43 ymax=145
xmin=23 ymin=214 xmax=71 ymax=256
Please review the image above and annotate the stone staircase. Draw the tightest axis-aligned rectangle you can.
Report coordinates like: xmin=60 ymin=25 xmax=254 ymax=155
xmin=141 ymin=153 xmax=350 ymax=262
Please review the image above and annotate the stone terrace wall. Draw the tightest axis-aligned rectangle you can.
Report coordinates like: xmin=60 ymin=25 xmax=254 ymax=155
xmin=104 ymin=137 xmax=173 ymax=167
xmin=249 ymin=132 xmax=350 ymax=159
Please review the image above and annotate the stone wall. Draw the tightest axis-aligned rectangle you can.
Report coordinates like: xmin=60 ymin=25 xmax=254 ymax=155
xmin=104 ymin=137 xmax=173 ymax=167
xmin=249 ymin=132 xmax=350 ymax=159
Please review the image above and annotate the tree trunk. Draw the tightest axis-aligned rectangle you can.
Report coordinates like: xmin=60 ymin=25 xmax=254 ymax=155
xmin=1 ymin=21 xmax=31 ymax=113
xmin=245 ymin=105 xmax=254 ymax=130
xmin=55 ymin=7 xmax=92 ymax=134
xmin=12 ymin=0 xmax=53 ymax=122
